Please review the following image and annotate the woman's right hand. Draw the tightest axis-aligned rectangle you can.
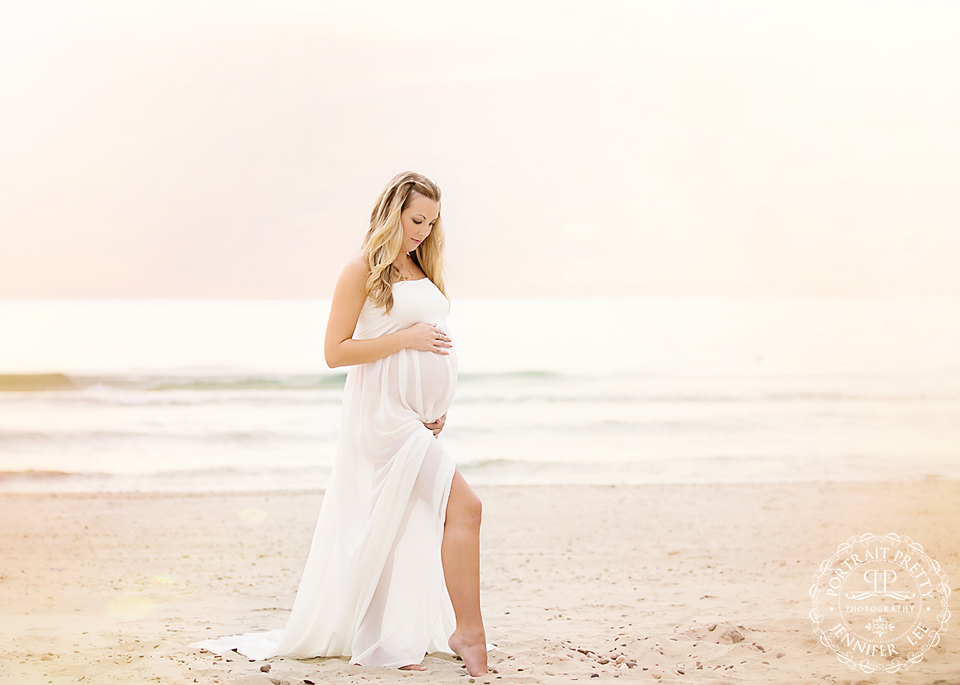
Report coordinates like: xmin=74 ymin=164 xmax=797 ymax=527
xmin=404 ymin=322 xmax=452 ymax=355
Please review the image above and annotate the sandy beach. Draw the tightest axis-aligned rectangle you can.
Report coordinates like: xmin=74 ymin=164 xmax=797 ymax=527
xmin=2 ymin=482 xmax=958 ymax=685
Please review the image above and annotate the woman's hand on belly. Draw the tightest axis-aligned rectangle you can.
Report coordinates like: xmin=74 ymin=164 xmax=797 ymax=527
xmin=402 ymin=322 xmax=452 ymax=355
xmin=422 ymin=412 xmax=447 ymax=437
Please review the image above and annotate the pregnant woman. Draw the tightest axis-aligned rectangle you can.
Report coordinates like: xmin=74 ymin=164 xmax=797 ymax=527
xmin=191 ymin=171 xmax=489 ymax=676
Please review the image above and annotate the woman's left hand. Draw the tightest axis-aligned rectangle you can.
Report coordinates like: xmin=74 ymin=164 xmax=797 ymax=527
xmin=423 ymin=413 xmax=447 ymax=437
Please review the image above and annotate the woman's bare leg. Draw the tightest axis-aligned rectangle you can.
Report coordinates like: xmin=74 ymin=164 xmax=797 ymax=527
xmin=442 ymin=469 xmax=488 ymax=676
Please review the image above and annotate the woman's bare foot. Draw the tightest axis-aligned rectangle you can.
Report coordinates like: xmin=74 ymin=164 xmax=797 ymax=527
xmin=449 ymin=629 xmax=488 ymax=676
xmin=399 ymin=663 xmax=427 ymax=671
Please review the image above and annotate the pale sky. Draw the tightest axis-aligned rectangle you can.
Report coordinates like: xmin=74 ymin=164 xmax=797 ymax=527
xmin=2 ymin=0 xmax=959 ymax=298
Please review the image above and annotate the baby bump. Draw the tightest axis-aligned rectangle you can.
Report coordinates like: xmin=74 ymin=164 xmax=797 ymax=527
xmin=398 ymin=346 xmax=458 ymax=422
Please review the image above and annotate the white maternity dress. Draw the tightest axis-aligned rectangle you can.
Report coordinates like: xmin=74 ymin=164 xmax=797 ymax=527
xmin=191 ymin=277 xmax=460 ymax=667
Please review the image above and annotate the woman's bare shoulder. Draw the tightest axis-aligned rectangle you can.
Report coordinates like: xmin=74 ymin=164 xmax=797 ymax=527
xmin=338 ymin=255 xmax=370 ymax=284
xmin=329 ymin=256 xmax=370 ymax=305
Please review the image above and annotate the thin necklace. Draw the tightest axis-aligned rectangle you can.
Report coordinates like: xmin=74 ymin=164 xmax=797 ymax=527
xmin=395 ymin=254 xmax=417 ymax=281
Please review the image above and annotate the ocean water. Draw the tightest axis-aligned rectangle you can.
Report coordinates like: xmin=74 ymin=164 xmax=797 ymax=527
xmin=1 ymin=298 xmax=959 ymax=492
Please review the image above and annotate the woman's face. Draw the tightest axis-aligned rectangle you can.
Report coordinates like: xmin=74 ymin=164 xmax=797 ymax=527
xmin=399 ymin=192 xmax=439 ymax=254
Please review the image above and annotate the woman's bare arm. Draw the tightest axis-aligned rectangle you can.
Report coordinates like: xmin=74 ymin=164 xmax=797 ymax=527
xmin=323 ymin=257 xmax=451 ymax=369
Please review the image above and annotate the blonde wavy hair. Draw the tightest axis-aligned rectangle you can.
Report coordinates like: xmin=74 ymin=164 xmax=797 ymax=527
xmin=362 ymin=171 xmax=446 ymax=312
